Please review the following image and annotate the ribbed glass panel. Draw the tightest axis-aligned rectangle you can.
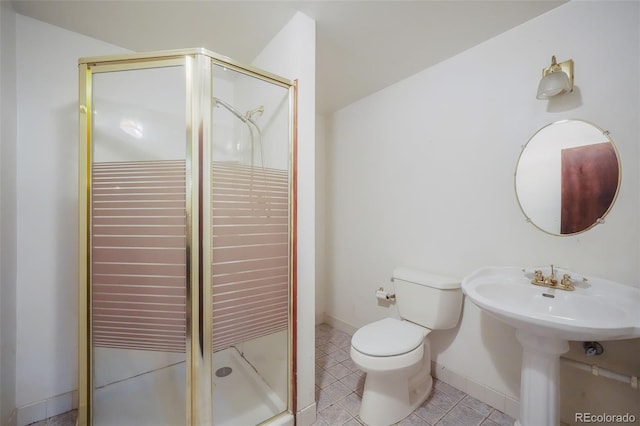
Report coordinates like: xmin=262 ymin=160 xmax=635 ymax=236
xmin=212 ymin=162 xmax=289 ymax=351
xmin=91 ymin=160 xmax=289 ymax=353
xmin=91 ymin=160 xmax=187 ymax=353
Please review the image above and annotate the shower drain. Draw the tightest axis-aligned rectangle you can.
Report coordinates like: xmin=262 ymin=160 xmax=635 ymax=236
xmin=215 ymin=367 xmax=233 ymax=378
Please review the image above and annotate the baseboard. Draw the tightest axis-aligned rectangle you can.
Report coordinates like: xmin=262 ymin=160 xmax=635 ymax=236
xmin=15 ymin=390 xmax=78 ymax=426
xmin=322 ymin=314 xmax=357 ymax=335
xmin=431 ymin=361 xmax=519 ymax=419
xmin=315 ymin=311 xmax=325 ymax=325
xmin=296 ymin=401 xmax=317 ymax=426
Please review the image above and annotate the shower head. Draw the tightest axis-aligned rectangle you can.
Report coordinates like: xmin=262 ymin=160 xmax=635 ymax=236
xmin=212 ymin=97 xmax=266 ymax=171
xmin=212 ymin=97 xmax=265 ymax=124
xmin=246 ymin=106 xmax=264 ymax=120
xmin=213 ymin=97 xmax=247 ymax=123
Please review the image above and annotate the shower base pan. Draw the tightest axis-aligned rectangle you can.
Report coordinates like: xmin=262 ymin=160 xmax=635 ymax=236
xmin=92 ymin=347 xmax=286 ymax=425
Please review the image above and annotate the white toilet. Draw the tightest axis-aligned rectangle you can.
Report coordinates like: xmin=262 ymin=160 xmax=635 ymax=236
xmin=350 ymin=267 xmax=463 ymax=426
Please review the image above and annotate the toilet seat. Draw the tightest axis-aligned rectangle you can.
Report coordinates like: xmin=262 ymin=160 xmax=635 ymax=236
xmin=351 ymin=318 xmax=426 ymax=357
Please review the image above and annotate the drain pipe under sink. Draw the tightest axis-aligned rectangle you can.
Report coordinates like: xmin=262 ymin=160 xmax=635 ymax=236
xmin=561 ymin=357 xmax=639 ymax=389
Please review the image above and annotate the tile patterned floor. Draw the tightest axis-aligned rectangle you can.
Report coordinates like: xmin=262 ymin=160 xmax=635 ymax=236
xmin=29 ymin=410 xmax=77 ymax=426
xmin=33 ymin=324 xmax=515 ymax=426
xmin=315 ymin=323 xmax=516 ymax=426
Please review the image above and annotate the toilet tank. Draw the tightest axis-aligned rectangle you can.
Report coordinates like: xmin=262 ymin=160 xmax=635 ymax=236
xmin=393 ymin=267 xmax=462 ymax=330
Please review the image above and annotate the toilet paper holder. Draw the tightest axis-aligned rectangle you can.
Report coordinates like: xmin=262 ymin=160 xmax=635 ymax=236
xmin=376 ymin=287 xmax=396 ymax=302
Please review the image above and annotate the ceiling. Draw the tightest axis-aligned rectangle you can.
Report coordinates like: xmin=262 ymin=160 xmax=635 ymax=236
xmin=10 ymin=0 xmax=566 ymax=114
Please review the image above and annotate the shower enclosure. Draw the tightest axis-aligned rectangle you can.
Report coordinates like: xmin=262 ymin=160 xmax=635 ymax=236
xmin=77 ymin=49 xmax=296 ymax=426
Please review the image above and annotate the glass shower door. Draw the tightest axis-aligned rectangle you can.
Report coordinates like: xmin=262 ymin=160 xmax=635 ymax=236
xmin=210 ymin=63 xmax=292 ymax=425
xmin=79 ymin=49 xmax=295 ymax=426
xmin=89 ymin=63 xmax=188 ymax=426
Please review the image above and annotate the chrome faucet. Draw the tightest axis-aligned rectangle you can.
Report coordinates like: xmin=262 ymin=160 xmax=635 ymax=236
xmin=531 ymin=265 xmax=575 ymax=291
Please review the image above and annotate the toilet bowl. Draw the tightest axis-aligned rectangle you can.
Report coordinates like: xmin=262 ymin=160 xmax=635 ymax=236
xmin=350 ymin=267 xmax=463 ymax=426
xmin=350 ymin=318 xmax=433 ymax=426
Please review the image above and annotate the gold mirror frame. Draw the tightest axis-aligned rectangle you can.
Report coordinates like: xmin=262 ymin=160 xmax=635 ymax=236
xmin=515 ymin=119 xmax=621 ymax=236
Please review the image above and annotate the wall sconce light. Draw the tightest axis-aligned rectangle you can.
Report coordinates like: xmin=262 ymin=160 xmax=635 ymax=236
xmin=536 ymin=56 xmax=574 ymax=99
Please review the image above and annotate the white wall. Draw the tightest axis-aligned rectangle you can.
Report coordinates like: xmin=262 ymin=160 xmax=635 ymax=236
xmin=251 ymin=11 xmax=317 ymax=425
xmin=15 ymin=14 xmax=128 ymax=412
xmin=315 ymin=114 xmax=327 ymax=324
xmin=1 ymin=2 xmax=18 ymax=425
xmin=325 ymin=0 xmax=639 ymax=421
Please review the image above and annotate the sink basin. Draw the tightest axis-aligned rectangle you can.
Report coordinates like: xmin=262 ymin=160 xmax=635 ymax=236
xmin=462 ymin=266 xmax=640 ymax=426
xmin=462 ymin=266 xmax=640 ymax=341
xmin=462 ymin=267 xmax=640 ymax=340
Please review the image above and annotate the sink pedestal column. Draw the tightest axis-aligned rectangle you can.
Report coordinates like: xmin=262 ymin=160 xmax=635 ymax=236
xmin=515 ymin=329 xmax=569 ymax=426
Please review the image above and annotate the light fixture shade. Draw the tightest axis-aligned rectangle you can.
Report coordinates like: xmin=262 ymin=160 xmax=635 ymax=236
xmin=536 ymin=56 xmax=574 ymax=100
xmin=536 ymin=70 xmax=571 ymax=99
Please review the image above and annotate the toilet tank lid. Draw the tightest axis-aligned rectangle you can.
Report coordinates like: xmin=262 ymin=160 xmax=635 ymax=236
xmin=392 ymin=267 xmax=460 ymax=290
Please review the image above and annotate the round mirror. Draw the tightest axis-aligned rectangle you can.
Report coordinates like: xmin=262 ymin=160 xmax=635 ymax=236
xmin=515 ymin=119 xmax=621 ymax=235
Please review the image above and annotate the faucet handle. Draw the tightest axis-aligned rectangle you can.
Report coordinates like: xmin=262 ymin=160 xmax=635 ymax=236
xmin=533 ymin=270 xmax=544 ymax=283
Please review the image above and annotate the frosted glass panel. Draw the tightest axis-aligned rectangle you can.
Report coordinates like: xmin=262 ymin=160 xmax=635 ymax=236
xmin=90 ymin=65 xmax=187 ymax=426
xmin=211 ymin=63 xmax=291 ymax=425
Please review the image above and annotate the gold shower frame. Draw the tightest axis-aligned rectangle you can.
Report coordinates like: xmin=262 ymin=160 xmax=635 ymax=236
xmin=77 ymin=48 xmax=297 ymax=425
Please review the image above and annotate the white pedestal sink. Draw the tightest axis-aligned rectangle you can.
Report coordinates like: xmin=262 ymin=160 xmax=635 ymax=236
xmin=462 ymin=266 xmax=640 ymax=426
